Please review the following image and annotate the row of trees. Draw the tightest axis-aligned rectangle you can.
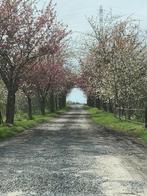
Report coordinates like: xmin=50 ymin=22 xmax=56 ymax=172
xmin=79 ymin=10 xmax=147 ymax=120
xmin=0 ymin=0 xmax=74 ymax=124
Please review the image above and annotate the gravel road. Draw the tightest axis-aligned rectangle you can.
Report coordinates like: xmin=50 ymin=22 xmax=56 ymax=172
xmin=0 ymin=105 xmax=147 ymax=196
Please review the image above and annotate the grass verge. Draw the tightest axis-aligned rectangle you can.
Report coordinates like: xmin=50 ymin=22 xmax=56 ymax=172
xmin=85 ymin=106 xmax=147 ymax=144
xmin=0 ymin=107 xmax=69 ymax=139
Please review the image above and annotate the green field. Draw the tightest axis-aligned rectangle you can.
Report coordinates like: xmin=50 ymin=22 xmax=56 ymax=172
xmin=0 ymin=108 xmax=68 ymax=139
xmin=85 ymin=106 xmax=147 ymax=144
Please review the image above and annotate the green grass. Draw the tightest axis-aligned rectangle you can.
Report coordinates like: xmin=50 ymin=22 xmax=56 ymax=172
xmin=0 ymin=107 xmax=69 ymax=139
xmin=85 ymin=106 xmax=147 ymax=144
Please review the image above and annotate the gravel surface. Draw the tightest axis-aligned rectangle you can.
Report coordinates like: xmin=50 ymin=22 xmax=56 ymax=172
xmin=0 ymin=105 xmax=147 ymax=196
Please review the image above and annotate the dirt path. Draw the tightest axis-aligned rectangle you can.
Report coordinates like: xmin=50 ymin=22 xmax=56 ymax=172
xmin=0 ymin=105 xmax=147 ymax=196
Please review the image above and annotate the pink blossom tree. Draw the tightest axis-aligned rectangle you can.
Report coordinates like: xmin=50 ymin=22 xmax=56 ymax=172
xmin=0 ymin=0 xmax=58 ymax=124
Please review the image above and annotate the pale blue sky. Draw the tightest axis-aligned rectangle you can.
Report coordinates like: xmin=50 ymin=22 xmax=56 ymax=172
xmin=39 ymin=0 xmax=147 ymax=41
xmin=51 ymin=0 xmax=147 ymax=32
xmin=66 ymin=88 xmax=87 ymax=104
xmin=39 ymin=0 xmax=147 ymax=103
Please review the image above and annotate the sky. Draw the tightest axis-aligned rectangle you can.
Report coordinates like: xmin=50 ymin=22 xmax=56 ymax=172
xmin=66 ymin=88 xmax=87 ymax=104
xmin=39 ymin=0 xmax=147 ymax=103
xmin=54 ymin=0 xmax=147 ymax=33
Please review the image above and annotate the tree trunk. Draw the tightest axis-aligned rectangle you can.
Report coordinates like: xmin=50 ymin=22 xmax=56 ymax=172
xmin=62 ymin=94 xmax=66 ymax=108
xmin=27 ymin=97 xmax=33 ymax=120
xmin=0 ymin=111 xmax=3 ymax=124
xmin=40 ymin=97 xmax=46 ymax=115
xmin=96 ymin=97 xmax=101 ymax=109
xmin=87 ymin=96 xmax=92 ymax=106
xmin=58 ymin=94 xmax=66 ymax=109
xmin=128 ymin=110 xmax=131 ymax=120
xmin=6 ymin=89 xmax=16 ymax=124
xmin=55 ymin=95 xmax=58 ymax=111
xmin=59 ymin=97 xmax=63 ymax=109
xmin=108 ymin=99 xmax=113 ymax=113
xmin=50 ymin=90 xmax=55 ymax=113
xmin=103 ymin=102 xmax=107 ymax=112
xmin=87 ymin=96 xmax=90 ymax=106
xmin=144 ymin=107 xmax=147 ymax=128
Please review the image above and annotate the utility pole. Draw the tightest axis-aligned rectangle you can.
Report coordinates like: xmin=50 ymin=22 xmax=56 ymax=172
xmin=99 ymin=5 xmax=104 ymax=30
